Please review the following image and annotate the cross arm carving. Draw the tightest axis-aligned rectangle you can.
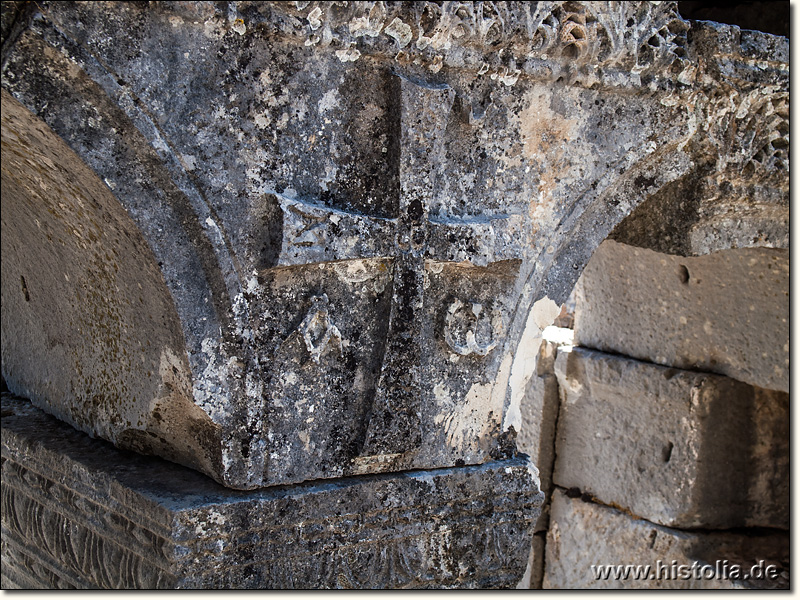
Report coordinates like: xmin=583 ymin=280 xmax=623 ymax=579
xmin=268 ymin=193 xmax=525 ymax=269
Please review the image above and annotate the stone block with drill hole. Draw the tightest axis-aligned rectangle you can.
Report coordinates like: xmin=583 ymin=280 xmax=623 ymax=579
xmin=0 ymin=393 xmax=543 ymax=589
xmin=552 ymin=347 xmax=789 ymax=530
xmin=573 ymin=240 xmax=789 ymax=392
xmin=543 ymin=489 xmax=789 ymax=590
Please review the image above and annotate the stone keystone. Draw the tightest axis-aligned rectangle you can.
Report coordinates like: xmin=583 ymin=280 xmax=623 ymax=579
xmin=255 ymin=77 xmax=526 ymax=482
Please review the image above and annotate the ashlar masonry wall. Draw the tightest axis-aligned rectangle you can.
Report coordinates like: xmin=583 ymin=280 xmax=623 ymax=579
xmin=530 ymin=240 xmax=789 ymax=589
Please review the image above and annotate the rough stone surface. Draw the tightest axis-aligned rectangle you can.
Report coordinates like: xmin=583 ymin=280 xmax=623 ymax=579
xmin=552 ymin=347 xmax=789 ymax=530
xmin=0 ymin=2 xmax=788 ymax=490
xmin=610 ymin=20 xmax=788 ymax=256
xmin=517 ymin=338 xmax=560 ymax=500
xmin=1 ymin=90 xmax=221 ymax=482
xmin=516 ymin=331 xmax=573 ymax=588
xmin=543 ymin=489 xmax=789 ymax=590
xmin=0 ymin=393 xmax=543 ymax=589
xmin=574 ymin=240 xmax=789 ymax=392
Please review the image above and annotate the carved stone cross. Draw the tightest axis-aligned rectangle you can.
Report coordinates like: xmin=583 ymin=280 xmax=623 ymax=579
xmin=267 ymin=78 xmax=522 ymax=457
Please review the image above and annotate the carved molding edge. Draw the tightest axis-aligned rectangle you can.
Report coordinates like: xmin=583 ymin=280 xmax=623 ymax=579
xmin=227 ymin=2 xmax=790 ymax=193
xmin=2 ymin=394 xmax=542 ymax=589
xmin=239 ymin=1 xmax=693 ymax=89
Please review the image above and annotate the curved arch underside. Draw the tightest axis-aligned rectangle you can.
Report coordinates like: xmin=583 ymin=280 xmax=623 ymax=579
xmin=0 ymin=1 xmax=788 ymax=489
xmin=1 ymin=90 xmax=223 ymax=481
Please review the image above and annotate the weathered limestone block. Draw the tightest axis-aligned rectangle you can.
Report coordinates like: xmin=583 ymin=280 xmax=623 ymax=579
xmin=517 ymin=331 xmax=573 ymax=516
xmin=610 ymin=20 xmax=789 ymax=257
xmin=0 ymin=393 xmax=543 ymax=589
xmin=516 ymin=330 xmax=573 ymax=589
xmin=552 ymin=347 xmax=789 ymax=530
xmin=1 ymin=90 xmax=221 ymax=480
xmin=543 ymin=490 xmax=789 ymax=590
xmin=0 ymin=2 xmax=787 ymax=489
xmin=0 ymin=2 xmax=683 ymax=489
xmin=574 ymin=240 xmax=789 ymax=392
xmin=517 ymin=338 xmax=559 ymax=497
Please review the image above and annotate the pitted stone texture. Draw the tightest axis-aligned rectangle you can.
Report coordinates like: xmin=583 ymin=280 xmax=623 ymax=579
xmin=543 ymin=490 xmax=789 ymax=590
xmin=574 ymin=240 xmax=789 ymax=393
xmin=552 ymin=347 xmax=789 ymax=530
xmin=0 ymin=2 xmax=787 ymax=489
xmin=0 ymin=3 xmax=688 ymax=489
xmin=611 ymin=21 xmax=788 ymax=256
xmin=1 ymin=393 xmax=543 ymax=589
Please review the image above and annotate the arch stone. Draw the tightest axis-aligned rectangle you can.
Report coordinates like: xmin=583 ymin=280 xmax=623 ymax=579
xmin=0 ymin=1 xmax=788 ymax=491
xmin=1 ymin=90 xmax=222 ymax=480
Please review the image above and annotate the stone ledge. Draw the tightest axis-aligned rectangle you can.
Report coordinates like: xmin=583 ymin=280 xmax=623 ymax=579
xmin=552 ymin=347 xmax=789 ymax=530
xmin=1 ymin=393 xmax=543 ymax=589
xmin=574 ymin=240 xmax=789 ymax=392
xmin=543 ymin=489 xmax=789 ymax=589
